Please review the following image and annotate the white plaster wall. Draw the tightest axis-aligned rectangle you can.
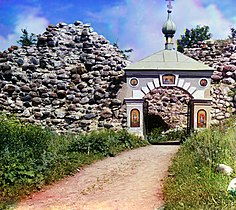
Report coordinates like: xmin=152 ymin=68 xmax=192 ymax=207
xmin=126 ymin=102 xmax=144 ymax=137
xmin=117 ymin=83 xmax=132 ymax=100
xmin=193 ymin=104 xmax=212 ymax=130
xmin=127 ymin=74 xmax=211 ymax=100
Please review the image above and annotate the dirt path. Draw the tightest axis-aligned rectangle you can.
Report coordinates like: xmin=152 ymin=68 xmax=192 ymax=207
xmin=16 ymin=145 xmax=179 ymax=210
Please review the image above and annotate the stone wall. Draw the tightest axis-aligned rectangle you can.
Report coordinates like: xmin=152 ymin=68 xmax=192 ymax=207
xmin=1 ymin=21 xmax=236 ymax=133
xmin=184 ymin=39 xmax=236 ymax=124
xmin=0 ymin=21 xmax=128 ymax=133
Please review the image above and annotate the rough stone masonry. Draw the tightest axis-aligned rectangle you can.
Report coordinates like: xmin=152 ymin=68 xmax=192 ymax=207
xmin=0 ymin=21 xmax=236 ymax=134
xmin=0 ymin=21 xmax=128 ymax=134
xmin=184 ymin=39 xmax=236 ymax=124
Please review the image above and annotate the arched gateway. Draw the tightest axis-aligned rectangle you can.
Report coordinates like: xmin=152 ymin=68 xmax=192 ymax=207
xmin=144 ymin=86 xmax=193 ymax=132
xmin=120 ymin=2 xmax=214 ymax=138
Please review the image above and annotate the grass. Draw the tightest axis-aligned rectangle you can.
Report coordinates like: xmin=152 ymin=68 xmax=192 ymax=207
xmin=164 ymin=116 xmax=236 ymax=209
xmin=148 ymin=127 xmax=187 ymax=144
xmin=0 ymin=113 xmax=148 ymax=209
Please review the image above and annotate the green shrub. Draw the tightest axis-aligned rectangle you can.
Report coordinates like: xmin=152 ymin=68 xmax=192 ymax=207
xmin=164 ymin=116 xmax=236 ymax=209
xmin=69 ymin=129 xmax=148 ymax=157
xmin=228 ymin=87 xmax=236 ymax=97
xmin=148 ymin=128 xmax=187 ymax=144
xmin=0 ymin=115 xmax=69 ymax=199
xmin=0 ymin=113 xmax=148 ymax=207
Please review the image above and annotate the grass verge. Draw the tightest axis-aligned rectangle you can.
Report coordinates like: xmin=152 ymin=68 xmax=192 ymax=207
xmin=164 ymin=116 xmax=236 ymax=209
xmin=0 ymin=114 xmax=148 ymax=209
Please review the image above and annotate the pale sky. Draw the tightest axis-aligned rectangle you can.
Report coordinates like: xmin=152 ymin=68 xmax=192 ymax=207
xmin=0 ymin=0 xmax=235 ymax=61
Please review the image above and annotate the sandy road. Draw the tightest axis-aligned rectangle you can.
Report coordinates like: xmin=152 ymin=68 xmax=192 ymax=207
xmin=16 ymin=145 xmax=179 ymax=210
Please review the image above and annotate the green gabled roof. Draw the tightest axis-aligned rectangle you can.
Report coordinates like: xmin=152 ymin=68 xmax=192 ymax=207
xmin=125 ymin=50 xmax=214 ymax=71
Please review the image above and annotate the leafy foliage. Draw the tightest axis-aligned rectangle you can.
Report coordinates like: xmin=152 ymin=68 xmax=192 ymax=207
xmin=69 ymin=129 xmax=147 ymax=156
xmin=164 ymin=116 xmax=236 ymax=209
xmin=0 ymin=114 xmax=148 ymax=207
xmin=228 ymin=87 xmax=236 ymax=97
xmin=177 ymin=25 xmax=212 ymax=52
xmin=229 ymin=27 xmax=236 ymax=40
xmin=148 ymin=128 xmax=187 ymax=144
xmin=17 ymin=29 xmax=37 ymax=46
xmin=113 ymin=41 xmax=133 ymax=60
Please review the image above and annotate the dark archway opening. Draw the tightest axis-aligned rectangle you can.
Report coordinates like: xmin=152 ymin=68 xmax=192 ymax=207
xmin=145 ymin=114 xmax=169 ymax=135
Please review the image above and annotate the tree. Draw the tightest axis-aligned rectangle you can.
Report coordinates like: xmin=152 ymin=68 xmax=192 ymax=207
xmin=17 ymin=29 xmax=37 ymax=46
xmin=177 ymin=25 xmax=212 ymax=52
xmin=229 ymin=27 xmax=236 ymax=40
xmin=113 ymin=41 xmax=133 ymax=60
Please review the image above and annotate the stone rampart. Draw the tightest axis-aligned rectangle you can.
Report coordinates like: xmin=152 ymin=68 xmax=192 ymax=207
xmin=0 ymin=21 xmax=128 ymax=133
xmin=184 ymin=39 xmax=236 ymax=124
xmin=1 ymin=21 xmax=236 ymax=133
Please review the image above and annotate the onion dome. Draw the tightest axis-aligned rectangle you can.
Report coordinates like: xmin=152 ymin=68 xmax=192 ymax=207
xmin=162 ymin=10 xmax=176 ymax=38
xmin=162 ymin=9 xmax=176 ymax=50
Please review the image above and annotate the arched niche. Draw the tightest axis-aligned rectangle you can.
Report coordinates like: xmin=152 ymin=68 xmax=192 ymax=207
xmin=197 ymin=109 xmax=207 ymax=128
xmin=130 ymin=109 xmax=140 ymax=127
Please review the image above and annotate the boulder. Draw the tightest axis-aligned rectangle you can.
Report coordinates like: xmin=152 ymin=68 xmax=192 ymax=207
xmin=101 ymin=108 xmax=113 ymax=119
xmin=80 ymin=97 xmax=89 ymax=104
xmin=230 ymin=53 xmax=236 ymax=60
xmin=55 ymin=109 xmax=66 ymax=118
xmin=84 ymin=113 xmax=97 ymax=120
xmin=217 ymin=164 xmax=233 ymax=176
xmin=223 ymin=78 xmax=235 ymax=85
xmin=32 ymin=97 xmax=42 ymax=106
xmin=3 ymin=84 xmax=16 ymax=93
xmin=211 ymin=74 xmax=222 ymax=81
xmin=227 ymin=178 xmax=236 ymax=191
